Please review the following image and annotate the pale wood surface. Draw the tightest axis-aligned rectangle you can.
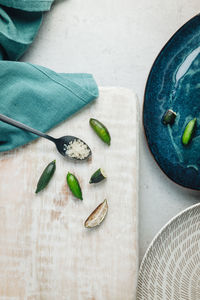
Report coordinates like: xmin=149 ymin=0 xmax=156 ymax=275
xmin=0 ymin=87 xmax=139 ymax=300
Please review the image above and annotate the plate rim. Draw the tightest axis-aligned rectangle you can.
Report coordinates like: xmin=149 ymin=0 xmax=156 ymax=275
xmin=137 ymin=202 xmax=200 ymax=298
xmin=142 ymin=13 xmax=200 ymax=190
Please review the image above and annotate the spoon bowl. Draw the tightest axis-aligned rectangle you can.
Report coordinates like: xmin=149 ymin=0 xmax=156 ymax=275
xmin=55 ymin=135 xmax=92 ymax=160
xmin=0 ymin=114 xmax=92 ymax=161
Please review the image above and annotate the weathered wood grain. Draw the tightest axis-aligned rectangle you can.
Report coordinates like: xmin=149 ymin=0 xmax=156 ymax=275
xmin=0 ymin=87 xmax=139 ymax=300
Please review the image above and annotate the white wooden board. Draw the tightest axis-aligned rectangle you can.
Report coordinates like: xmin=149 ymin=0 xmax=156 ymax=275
xmin=0 ymin=87 xmax=139 ymax=300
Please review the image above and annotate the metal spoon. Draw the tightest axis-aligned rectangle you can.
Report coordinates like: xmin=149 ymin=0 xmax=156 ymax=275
xmin=0 ymin=113 xmax=91 ymax=161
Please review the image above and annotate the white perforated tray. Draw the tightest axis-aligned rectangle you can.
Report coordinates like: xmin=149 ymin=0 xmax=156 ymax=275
xmin=137 ymin=203 xmax=200 ymax=300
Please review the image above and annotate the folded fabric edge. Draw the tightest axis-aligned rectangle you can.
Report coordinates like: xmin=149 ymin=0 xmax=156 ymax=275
xmin=60 ymin=73 xmax=99 ymax=99
xmin=0 ymin=16 xmax=43 ymax=60
xmin=0 ymin=95 xmax=97 ymax=153
xmin=29 ymin=63 xmax=99 ymax=103
xmin=0 ymin=0 xmax=53 ymax=12
xmin=0 ymin=60 xmax=99 ymax=152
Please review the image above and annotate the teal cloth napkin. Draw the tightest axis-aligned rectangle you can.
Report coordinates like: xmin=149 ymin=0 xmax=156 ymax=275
xmin=0 ymin=0 xmax=54 ymax=12
xmin=0 ymin=0 xmax=99 ymax=152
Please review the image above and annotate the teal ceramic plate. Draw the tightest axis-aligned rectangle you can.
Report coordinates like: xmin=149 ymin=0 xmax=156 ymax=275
xmin=143 ymin=14 xmax=200 ymax=190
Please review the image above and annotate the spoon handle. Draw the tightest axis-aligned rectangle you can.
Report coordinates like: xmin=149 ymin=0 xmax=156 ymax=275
xmin=0 ymin=113 xmax=55 ymax=142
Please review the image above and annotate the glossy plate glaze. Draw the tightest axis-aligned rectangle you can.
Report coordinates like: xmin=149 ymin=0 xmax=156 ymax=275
xmin=143 ymin=14 xmax=200 ymax=190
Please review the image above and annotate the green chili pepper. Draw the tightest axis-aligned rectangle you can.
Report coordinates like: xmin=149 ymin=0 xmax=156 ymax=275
xmin=182 ymin=118 xmax=197 ymax=146
xmin=162 ymin=109 xmax=176 ymax=125
xmin=89 ymin=118 xmax=111 ymax=145
xmin=89 ymin=168 xmax=107 ymax=184
xmin=67 ymin=172 xmax=83 ymax=200
xmin=35 ymin=160 xmax=56 ymax=193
